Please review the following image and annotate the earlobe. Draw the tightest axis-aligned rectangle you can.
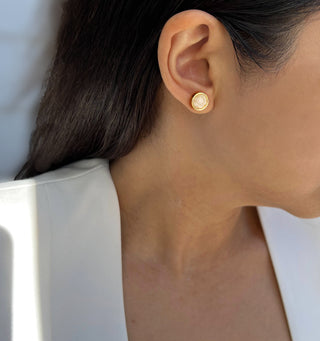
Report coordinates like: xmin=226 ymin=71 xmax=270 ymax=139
xmin=157 ymin=10 xmax=218 ymax=114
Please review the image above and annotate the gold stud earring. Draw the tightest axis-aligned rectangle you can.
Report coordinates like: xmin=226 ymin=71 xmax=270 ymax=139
xmin=191 ymin=92 xmax=209 ymax=112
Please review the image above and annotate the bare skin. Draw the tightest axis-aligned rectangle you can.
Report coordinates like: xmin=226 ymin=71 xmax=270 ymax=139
xmin=121 ymin=207 xmax=292 ymax=341
xmin=109 ymin=9 xmax=320 ymax=341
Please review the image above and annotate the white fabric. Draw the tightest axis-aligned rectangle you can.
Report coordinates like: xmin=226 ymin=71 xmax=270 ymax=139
xmin=0 ymin=157 xmax=320 ymax=341
xmin=257 ymin=206 xmax=320 ymax=341
xmin=0 ymin=0 xmax=63 ymax=180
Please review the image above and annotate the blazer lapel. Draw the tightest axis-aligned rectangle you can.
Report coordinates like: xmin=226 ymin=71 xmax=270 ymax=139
xmin=257 ymin=206 xmax=320 ymax=341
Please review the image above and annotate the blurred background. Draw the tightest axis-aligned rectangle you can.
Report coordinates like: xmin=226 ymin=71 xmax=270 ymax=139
xmin=0 ymin=0 xmax=63 ymax=181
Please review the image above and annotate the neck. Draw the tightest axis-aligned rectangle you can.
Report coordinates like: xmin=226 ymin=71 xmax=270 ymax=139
xmin=109 ymin=98 xmax=263 ymax=279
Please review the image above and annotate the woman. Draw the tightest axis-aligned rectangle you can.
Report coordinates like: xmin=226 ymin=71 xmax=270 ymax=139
xmin=2 ymin=0 xmax=320 ymax=340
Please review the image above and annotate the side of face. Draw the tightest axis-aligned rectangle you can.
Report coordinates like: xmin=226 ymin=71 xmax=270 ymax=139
xmin=214 ymin=12 xmax=320 ymax=218
xmin=158 ymin=10 xmax=320 ymax=218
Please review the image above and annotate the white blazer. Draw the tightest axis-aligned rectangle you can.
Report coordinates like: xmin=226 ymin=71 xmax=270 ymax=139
xmin=0 ymin=158 xmax=319 ymax=341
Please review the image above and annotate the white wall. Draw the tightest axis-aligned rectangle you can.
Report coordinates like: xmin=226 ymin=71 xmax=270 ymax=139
xmin=0 ymin=0 xmax=63 ymax=181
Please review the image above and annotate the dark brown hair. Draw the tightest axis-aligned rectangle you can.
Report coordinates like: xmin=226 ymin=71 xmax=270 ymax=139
xmin=15 ymin=0 xmax=320 ymax=179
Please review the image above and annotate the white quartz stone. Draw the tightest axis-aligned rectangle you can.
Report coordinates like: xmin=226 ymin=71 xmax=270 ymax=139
xmin=192 ymin=93 xmax=208 ymax=110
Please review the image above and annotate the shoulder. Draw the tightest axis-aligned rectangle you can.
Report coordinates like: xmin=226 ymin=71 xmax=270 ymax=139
xmin=0 ymin=158 xmax=113 ymax=203
xmin=0 ymin=158 xmax=119 ymax=229
xmin=0 ymin=158 xmax=110 ymax=191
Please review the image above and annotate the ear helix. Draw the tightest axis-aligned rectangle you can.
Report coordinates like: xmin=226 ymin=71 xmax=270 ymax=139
xmin=191 ymin=92 xmax=209 ymax=112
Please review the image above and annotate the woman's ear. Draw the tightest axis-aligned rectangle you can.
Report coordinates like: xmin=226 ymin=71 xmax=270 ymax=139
xmin=157 ymin=9 xmax=228 ymax=115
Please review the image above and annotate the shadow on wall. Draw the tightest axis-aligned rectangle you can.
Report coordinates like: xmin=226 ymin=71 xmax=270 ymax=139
xmin=0 ymin=227 xmax=13 ymax=341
